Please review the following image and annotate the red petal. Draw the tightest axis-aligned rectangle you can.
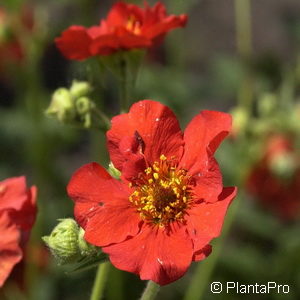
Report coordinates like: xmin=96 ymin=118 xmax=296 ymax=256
xmin=143 ymin=15 xmax=188 ymax=41
xmin=107 ymin=100 xmax=184 ymax=171
xmin=90 ymin=33 xmax=150 ymax=56
xmin=0 ymin=212 xmax=22 ymax=287
xmin=68 ymin=163 xmax=129 ymax=223
xmin=0 ymin=176 xmax=30 ymax=212
xmin=55 ymin=25 xmax=92 ymax=60
xmin=186 ymin=187 xmax=237 ymax=253
xmin=192 ymin=244 xmax=212 ymax=262
xmin=10 ymin=185 xmax=37 ymax=235
xmin=106 ymin=2 xmax=143 ymax=27
xmin=179 ymin=110 xmax=232 ymax=175
xmin=103 ymin=224 xmax=193 ymax=285
xmin=68 ymin=163 xmax=141 ymax=244
xmin=84 ymin=201 xmax=142 ymax=247
xmin=192 ymin=157 xmax=223 ymax=203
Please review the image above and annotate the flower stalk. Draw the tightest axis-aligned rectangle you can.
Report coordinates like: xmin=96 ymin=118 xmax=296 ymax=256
xmin=90 ymin=262 xmax=110 ymax=300
xmin=140 ymin=281 xmax=160 ymax=300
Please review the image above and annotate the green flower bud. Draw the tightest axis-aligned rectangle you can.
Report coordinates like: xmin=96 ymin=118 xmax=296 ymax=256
xmin=46 ymin=88 xmax=76 ymax=123
xmin=231 ymin=107 xmax=249 ymax=136
xmin=270 ymin=153 xmax=297 ymax=181
xmin=75 ymin=96 xmax=94 ymax=115
xmin=42 ymin=218 xmax=80 ymax=265
xmin=70 ymin=81 xmax=92 ymax=98
xmin=108 ymin=162 xmax=121 ymax=179
xmin=258 ymin=93 xmax=277 ymax=116
xmin=78 ymin=227 xmax=98 ymax=256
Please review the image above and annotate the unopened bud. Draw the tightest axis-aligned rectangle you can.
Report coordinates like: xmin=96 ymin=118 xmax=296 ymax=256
xmin=258 ymin=93 xmax=277 ymax=116
xmin=46 ymin=88 xmax=76 ymax=123
xmin=76 ymin=97 xmax=94 ymax=115
xmin=108 ymin=162 xmax=121 ymax=179
xmin=70 ymin=81 xmax=92 ymax=98
xmin=78 ymin=227 xmax=98 ymax=256
xmin=42 ymin=218 xmax=80 ymax=265
xmin=269 ymin=153 xmax=297 ymax=180
xmin=230 ymin=107 xmax=249 ymax=137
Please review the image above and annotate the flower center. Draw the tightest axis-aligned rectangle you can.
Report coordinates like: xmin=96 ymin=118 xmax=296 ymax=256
xmin=126 ymin=15 xmax=141 ymax=35
xmin=129 ymin=155 xmax=192 ymax=226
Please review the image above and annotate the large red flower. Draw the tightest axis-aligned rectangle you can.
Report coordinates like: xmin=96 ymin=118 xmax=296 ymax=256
xmin=247 ymin=135 xmax=300 ymax=220
xmin=0 ymin=176 xmax=37 ymax=287
xmin=68 ymin=100 xmax=237 ymax=285
xmin=56 ymin=2 xmax=187 ymax=61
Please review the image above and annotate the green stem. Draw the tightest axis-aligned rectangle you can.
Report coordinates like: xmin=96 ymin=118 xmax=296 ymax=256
xmin=119 ymin=55 xmax=130 ymax=113
xmin=184 ymin=196 xmax=241 ymax=300
xmin=90 ymin=262 xmax=110 ymax=300
xmin=235 ymin=0 xmax=254 ymax=112
xmin=93 ymin=107 xmax=111 ymax=130
xmin=140 ymin=281 xmax=160 ymax=300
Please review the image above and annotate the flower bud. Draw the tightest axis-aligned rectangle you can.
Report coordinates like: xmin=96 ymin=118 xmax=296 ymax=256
xmin=78 ymin=227 xmax=98 ymax=256
xmin=42 ymin=218 xmax=80 ymax=265
xmin=269 ymin=153 xmax=297 ymax=181
xmin=46 ymin=88 xmax=76 ymax=123
xmin=230 ymin=107 xmax=249 ymax=137
xmin=75 ymin=96 xmax=94 ymax=115
xmin=258 ymin=93 xmax=277 ymax=116
xmin=70 ymin=81 xmax=92 ymax=98
xmin=108 ymin=162 xmax=121 ymax=179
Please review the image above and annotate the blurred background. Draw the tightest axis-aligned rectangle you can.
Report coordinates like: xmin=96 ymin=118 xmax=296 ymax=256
xmin=1 ymin=0 xmax=300 ymax=299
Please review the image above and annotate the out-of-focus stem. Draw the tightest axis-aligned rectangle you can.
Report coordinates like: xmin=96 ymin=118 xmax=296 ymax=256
xmin=119 ymin=56 xmax=131 ymax=113
xmin=90 ymin=262 xmax=110 ymax=300
xmin=140 ymin=281 xmax=160 ymax=300
xmin=235 ymin=0 xmax=254 ymax=112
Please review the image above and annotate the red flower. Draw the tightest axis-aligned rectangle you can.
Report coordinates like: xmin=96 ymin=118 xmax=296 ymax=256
xmin=68 ymin=100 xmax=237 ymax=285
xmin=56 ymin=2 xmax=187 ymax=61
xmin=247 ymin=135 xmax=300 ymax=220
xmin=0 ymin=176 xmax=37 ymax=287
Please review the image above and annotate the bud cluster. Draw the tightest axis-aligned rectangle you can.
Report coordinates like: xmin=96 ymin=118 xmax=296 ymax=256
xmin=46 ymin=81 xmax=95 ymax=128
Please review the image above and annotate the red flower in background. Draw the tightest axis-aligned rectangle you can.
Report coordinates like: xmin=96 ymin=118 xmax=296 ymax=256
xmin=0 ymin=176 xmax=37 ymax=287
xmin=68 ymin=100 xmax=237 ymax=285
xmin=56 ymin=2 xmax=187 ymax=61
xmin=247 ymin=135 xmax=300 ymax=220
xmin=0 ymin=6 xmax=34 ymax=71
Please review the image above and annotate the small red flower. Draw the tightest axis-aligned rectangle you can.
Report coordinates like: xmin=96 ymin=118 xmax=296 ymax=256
xmin=0 ymin=176 xmax=37 ymax=287
xmin=56 ymin=2 xmax=187 ymax=61
xmin=247 ymin=135 xmax=300 ymax=220
xmin=68 ymin=100 xmax=236 ymax=285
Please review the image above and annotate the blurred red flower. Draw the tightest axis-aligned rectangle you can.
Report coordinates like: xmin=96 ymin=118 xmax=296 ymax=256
xmin=68 ymin=100 xmax=237 ymax=285
xmin=247 ymin=135 xmax=300 ymax=220
xmin=56 ymin=2 xmax=187 ymax=61
xmin=0 ymin=176 xmax=37 ymax=287
xmin=0 ymin=6 xmax=34 ymax=72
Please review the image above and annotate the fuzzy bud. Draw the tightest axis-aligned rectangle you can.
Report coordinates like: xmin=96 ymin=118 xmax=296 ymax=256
xmin=269 ymin=153 xmax=297 ymax=181
xmin=258 ymin=93 xmax=276 ymax=116
xmin=46 ymin=88 xmax=76 ymax=123
xmin=42 ymin=218 xmax=80 ymax=265
xmin=70 ymin=81 xmax=92 ymax=98
xmin=78 ymin=227 xmax=98 ymax=256
xmin=75 ymin=96 xmax=94 ymax=115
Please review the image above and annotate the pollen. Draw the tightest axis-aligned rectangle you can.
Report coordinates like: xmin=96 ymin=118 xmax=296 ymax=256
xmin=126 ymin=15 xmax=141 ymax=35
xmin=129 ymin=155 xmax=193 ymax=226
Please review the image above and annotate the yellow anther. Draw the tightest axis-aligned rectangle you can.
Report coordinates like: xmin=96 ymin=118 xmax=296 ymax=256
xmin=153 ymin=173 xmax=159 ymax=180
xmin=145 ymin=167 xmax=152 ymax=174
xmin=160 ymin=154 xmax=167 ymax=161
xmin=128 ymin=154 xmax=191 ymax=226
